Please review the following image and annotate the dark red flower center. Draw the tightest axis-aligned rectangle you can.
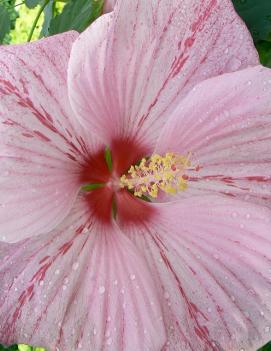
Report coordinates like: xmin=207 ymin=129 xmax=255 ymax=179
xmin=79 ymin=139 xmax=155 ymax=225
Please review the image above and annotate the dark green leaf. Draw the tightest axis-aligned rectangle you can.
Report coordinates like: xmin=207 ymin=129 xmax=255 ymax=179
xmin=7 ymin=346 xmax=19 ymax=351
xmin=49 ymin=0 xmax=104 ymax=34
xmin=256 ymin=40 xmax=271 ymax=67
xmin=39 ymin=0 xmax=54 ymax=37
xmin=0 ymin=345 xmax=18 ymax=351
xmin=232 ymin=0 xmax=271 ymax=42
xmin=258 ymin=342 xmax=271 ymax=351
xmin=25 ymin=0 xmax=42 ymax=9
xmin=0 ymin=4 xmax=11 ymax=43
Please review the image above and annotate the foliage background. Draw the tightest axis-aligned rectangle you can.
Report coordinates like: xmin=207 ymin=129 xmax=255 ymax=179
xmin=0 ymin=0 xmax=271 ymax=350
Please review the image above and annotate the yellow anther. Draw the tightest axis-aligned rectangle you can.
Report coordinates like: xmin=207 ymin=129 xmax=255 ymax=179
xmin=120 ymin=152 xmax=193 ymax=199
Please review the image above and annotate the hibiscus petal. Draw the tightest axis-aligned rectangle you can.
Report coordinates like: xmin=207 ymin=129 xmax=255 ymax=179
xmin=0 ymin=197 xmax=166 ymax=350
xmin=0 ymin=32 xmax=97 ymax=242
xmin=121 ymin=196 xmax=271 ymax=350
xmin=156 ymin=65 xmax=271 ymax=207
xmin=68 ymin=0 xmax=258 ymax=148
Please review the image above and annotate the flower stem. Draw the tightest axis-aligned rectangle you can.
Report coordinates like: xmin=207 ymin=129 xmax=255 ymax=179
xmin=27 ymin=0 xmax=49 ymax=42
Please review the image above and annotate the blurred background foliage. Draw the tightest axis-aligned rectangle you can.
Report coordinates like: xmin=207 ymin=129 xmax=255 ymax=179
xmin=0 ymin=0 xmax=271 ymax=350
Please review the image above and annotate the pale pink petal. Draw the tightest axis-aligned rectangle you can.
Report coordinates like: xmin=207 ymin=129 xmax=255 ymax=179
xmin=0 ymin=198 xmax=166 ymax=350
xmin=0 ymin=32 xmax=99 ymax=242
xmin=68 ymin=0 xmax=258 ymax=148
xmin=156 ymin=66 xmax=271 ymax=207
xmin=121 ymin=196 xmax=271 ymax=351
xmin=103 ymin=0 xmax=116 ymax=13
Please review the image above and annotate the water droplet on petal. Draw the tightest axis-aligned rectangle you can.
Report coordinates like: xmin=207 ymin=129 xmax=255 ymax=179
xmin=106 ymin=337 xmax=112 ymax=345
xmin=265 ymin=326 xmax=270 ymax=333
xmin=164 ymin=291 xmax=170 ymax=299
xmin=72 ymin=262 xmax=79 ymax=271
xmin=99 ymin=286 xmax=105 ymax=294
xmin=130 ymin=274 xmax=136 ymax=281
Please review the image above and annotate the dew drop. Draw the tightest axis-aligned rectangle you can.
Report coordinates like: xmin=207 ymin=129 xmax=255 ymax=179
xmin=106 ymin=337 xmax=112 ymax=345
xmin=164 ymin=291 xmax=170 ymax=299
xmin=99 ymin=286 xmax=105 ymax=294
xmin=72 ymin=262 xmax=79 ymax=271
xmin=130 ymin=274 xmax=136 ymax=281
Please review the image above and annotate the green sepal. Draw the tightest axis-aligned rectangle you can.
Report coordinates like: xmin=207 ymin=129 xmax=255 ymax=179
xmin=104 ymin=146 xmax=113 ymax=172
xmin=112 ymin=197 xmax=117 ymax=220
xmin=81 ymin=183 xmax=105 ymax=192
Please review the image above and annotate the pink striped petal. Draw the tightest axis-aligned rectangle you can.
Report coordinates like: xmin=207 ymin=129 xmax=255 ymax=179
xmin=156 ymin=66 xmax=271 ymax=207
xmin=0 ymin=198 xmax=166 ymax=350
xmin=0 ymin=32 xmax=97 ymax=242
xmin=122 ymin=196 xmax=271 ymax=350
xmin=68 ymin=0 xmax=258 ymax=148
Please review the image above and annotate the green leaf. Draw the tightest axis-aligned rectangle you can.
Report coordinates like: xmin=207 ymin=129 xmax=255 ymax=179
xmin=49 ymin=0 xmax=104 ymax=34
xmin=39 ymin=0 xmax=54 ymax=37
xmin=25 ymin=0 xmax=42 ymax=9
xmin=259 ymin=342 xmax=271 ymax=351
xmin=18 ymin=345 xmax=32 ymax=351
xmin=232 ymin=0 xmax=271 ymax=42
xmin=0 ymin=4 xmax=11 ymax=43
xmin=256 ymin=40 xmax=271 ymax=68
xmin=0 ymin=345 xmax=18 ymax=351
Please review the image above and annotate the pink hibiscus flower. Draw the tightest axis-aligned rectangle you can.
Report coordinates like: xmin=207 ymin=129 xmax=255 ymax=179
xmin=1 ymin=0 xmax=271 ymax=350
